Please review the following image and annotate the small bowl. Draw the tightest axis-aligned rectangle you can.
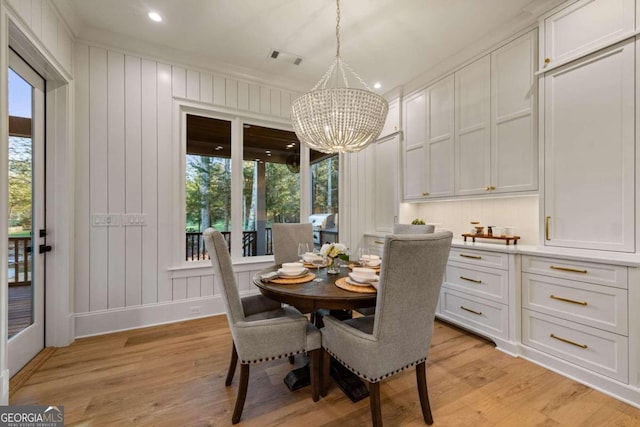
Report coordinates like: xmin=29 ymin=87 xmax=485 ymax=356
xmin=282 ymin=262 xmax=304 ymax=270
xmin=278 ymin=267 xmax=306 ymax=277
xmin=349 ymin=272 xmax=378 ymax=284
xmin=474 ymin=226 xmax=484 ymax=234
xmin=353 ymin=267 xmax=377 ymax=276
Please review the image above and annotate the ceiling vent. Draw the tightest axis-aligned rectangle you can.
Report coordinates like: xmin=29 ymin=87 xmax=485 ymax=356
xmin=269 ymin=49 xmax=303 ymax=66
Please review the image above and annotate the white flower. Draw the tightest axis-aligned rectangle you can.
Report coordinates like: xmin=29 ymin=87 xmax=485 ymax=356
xmin=321 ymin=242 xmax=348 ymax=258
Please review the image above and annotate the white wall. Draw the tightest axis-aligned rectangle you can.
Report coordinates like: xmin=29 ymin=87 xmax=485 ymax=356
xmin=72 ymin=41 xmax=301 ymax=336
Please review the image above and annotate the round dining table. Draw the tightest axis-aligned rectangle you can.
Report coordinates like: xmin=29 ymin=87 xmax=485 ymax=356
xmin=252 ymin=264 xmax=377 ymax=314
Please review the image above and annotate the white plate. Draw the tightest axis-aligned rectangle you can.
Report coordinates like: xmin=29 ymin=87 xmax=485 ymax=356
xmin=349 ymin=272 xmax=378 ymax=284
xmin=278 ymin=268 xmax=308 ymax=277
xmin=346 ymin=277 xmax=376 ymax=287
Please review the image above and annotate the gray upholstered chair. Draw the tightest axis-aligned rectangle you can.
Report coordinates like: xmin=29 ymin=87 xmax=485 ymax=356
xmin=203 ymin=228 xmax=321 ymax=424
xmin=321 ymin=231 xmax=453 ymax=426
xmin=357 ymin=224 xmax=435 ymax=317
xmin=272 ymin=223 xmax=314 ymax=265
xmin=392 ymin=223 xmax=435 ymax=234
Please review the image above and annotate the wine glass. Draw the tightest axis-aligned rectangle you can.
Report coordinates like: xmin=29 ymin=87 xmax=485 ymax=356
xmin=297 ymin=242 xmax=310 ymax=262
xmin=311 ymin=250 xmax=326 ymax=282
xmin=358 ymin=247 xmax=369 ymax=266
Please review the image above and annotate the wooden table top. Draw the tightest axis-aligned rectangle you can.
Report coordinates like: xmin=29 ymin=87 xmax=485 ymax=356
xmin=253 ymin=265 xmax=377 ymax=312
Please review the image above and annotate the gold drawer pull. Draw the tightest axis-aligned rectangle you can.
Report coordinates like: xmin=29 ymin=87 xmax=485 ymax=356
xmin=374 ymin=240 xmax=384 ymax=244
xmin=460 ymin=254 xmax=482 ymax=260
xmin=460 ymin=276 xmax=482 ymax=284
xmin=550 ymin=333 xmax=588 ymax=349
xmin=421 ymin=192 xmax=429 ymax=196
xmin=550 ymin=294 xmax=588 ymax=306
xmin=545 ymin=216 xmax=550 ymax=240
xmin=550 ymin=265 xmax=587 ymax=274
xmin=460 ymin=306 xmax=482 ymax=316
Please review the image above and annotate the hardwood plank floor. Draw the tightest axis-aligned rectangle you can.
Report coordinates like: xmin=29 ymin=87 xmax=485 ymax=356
xmin=9 ymin=316 xmax=640 ymax=426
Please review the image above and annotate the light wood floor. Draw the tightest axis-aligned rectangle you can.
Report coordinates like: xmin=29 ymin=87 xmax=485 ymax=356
xmin=10 ymin=316 xmax=640 ymax=426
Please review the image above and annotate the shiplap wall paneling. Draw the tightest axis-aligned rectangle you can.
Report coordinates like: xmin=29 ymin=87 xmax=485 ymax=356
xmin=107 ymin=51 xmax=126 ymax=309
xmin=213 ymin=76 xmax=226 ymax=106
xmin=141 ymin=59 xmax=159 ymax=305
xmin=74 ymin=43 xmax=90 ymax=313
xmin=270 ymin=90 xmax=281 ymax=116
xmin=225 ymin=79 xmax=238 ymax=108
xmin=201 ymin=275 xmax=214 ymax=297
xmin=157 ymin=62 xmax=174 ymax=303
xmin=200 ymin=72 xmax=213 ymax=104
xmin=280 ymin=92 xmax=291 ymax=119
xmin=186 ymin=69 xmax=199 ymax=100
xmin=89 ymin=46 xmax=109 ymax=311
xmin=250 ymin=84 xmax=260 ymax=112
xmin=172 ymin=66 xmax=186 ymax=98
xmin=260 ymin=86 xmax=270 ymax=114
xmin=173 ymin=278 xmax=187 ymax=300
xmin=187 ymin=277 xmax=201 ymax=299
xmin=125 ymin=55 xmax=143 ymax=307
xmin=238 ymin=81 xmax=249 ymax=110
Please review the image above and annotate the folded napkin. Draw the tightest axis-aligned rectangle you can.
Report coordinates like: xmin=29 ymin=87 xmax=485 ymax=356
xmin=260 ymin=271 xmax=280 ymax=282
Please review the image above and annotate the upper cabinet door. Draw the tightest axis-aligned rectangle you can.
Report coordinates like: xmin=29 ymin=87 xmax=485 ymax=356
xmin=426 ymin=75 xmax=455 ymax=198
xmin=379 ymin=98 xmax=400 ymax=139
xmin=491 ymin=30 xmax=538 ymax=194
xmin=541 ymin=0 xmax=635 ymax=71
xmin=455 ymin=55 xmax=491 ymax=196
xmin=402 ymin=90 xmax=428 ymax=200
xmin=374 ymin=134 xmax=399 ymax=233
xmin=543 ymin=39 xmax=635 ymax=252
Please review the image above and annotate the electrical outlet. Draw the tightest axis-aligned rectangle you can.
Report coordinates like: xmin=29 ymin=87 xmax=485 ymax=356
xmin=189 ymin=306 xmax=201 ymax=315
xmin=92 ymin=214 xmax=120 ymax=226
xmin=122 ymin=213 xmax=146 ymax=226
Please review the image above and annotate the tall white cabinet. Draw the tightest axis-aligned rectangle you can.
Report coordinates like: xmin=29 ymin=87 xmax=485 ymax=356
xmin=540 ymin=1 xmax=635 ymax=253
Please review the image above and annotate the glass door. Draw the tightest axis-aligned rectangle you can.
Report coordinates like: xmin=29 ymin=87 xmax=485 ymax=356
xmin=7 ymin=49 xmax=46 ymax=376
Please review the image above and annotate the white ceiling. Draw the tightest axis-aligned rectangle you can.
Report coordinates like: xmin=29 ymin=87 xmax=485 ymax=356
xmin=54 ymin=0 xmax=563 ymax=94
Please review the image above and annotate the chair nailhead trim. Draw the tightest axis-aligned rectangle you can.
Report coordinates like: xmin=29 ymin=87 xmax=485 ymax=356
xmin=241 ymin=350 xmax=305 ymax=364
xmin=325 ymin=348 xmax=426 ymax=383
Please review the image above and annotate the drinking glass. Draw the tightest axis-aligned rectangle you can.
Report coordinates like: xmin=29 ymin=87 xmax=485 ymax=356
xmin=358 ymin=247 xmax=369 ymax=266
xmin=311 ymin=250 xmax=325 ymax=282
xmin=297 ymin=242 xmax=310 ymax=261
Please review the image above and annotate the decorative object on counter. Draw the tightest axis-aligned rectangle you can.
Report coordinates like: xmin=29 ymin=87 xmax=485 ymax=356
xmin=461 ymin=233 xmax=520 ymax=245
xmin=411 ymin=218 xmax=426 ymax=225
xmin=290 ymin=0 xmax=388 ymax=154
xmin=320 ymin=242 xmax=349 ymax=274
xmin=487 ymin=226 xmax=494 ymax=236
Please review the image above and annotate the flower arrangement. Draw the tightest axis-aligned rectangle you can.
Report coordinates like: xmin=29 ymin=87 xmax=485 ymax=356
xmin=320 ymin=242 xmax=349 ymax=261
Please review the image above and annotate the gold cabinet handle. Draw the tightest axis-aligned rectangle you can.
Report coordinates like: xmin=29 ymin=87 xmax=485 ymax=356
xmin=550 ymin=333 xmax=587 ymax=349
xmin=490 ymin=186 xmax=496 ymax=190
xmin=374 ymin=240 xmax=384 ymax=245
xmin=545 ymin=216 xmax=551 ymax=240
xmin=460 ymin=306 xmax=482 ymax=315
xmin=421 ymin=192 xmax=429 ymax=196
xmin=544 ymin=57 xmax=551 ymax=65
xmin=460 ymin=253 xmax=482 ymax=260
xmin=484 ymin=186 xmax=491 ymax=191
xmin=460 ymin=276 xmax=482 ymax=284
xmin=550 ymin=294 xmax=588 ymax=306
xmin=550 ymin=265 xmax=587 ymax=274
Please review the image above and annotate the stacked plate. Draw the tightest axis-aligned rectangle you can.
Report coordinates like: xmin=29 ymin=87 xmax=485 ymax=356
xmin=348 ymin=267 xmax=379 ymax=287
xmin=278 ymin=262 xmax=308 ymax=278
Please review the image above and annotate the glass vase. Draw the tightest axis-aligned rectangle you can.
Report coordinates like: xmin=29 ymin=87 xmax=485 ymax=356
xmin=326 ymin=257 xmax=340 ymax=274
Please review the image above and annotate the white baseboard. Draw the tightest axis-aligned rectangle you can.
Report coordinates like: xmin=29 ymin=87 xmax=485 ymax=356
xmin=1 ymin=368 xmax=8 ymax=405
xmin=74 ymin=293 xmax=254 ymax=338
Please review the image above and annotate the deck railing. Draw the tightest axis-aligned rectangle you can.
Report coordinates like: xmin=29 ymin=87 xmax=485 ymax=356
xmin=185 ymin=228 xmax=272 ymax=260
xmin=8 ymin=237 xmax=31 ymax=286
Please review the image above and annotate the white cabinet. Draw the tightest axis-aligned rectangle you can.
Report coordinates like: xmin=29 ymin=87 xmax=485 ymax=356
xmin=542 ymin=39 xmax=635 ymax=252
xmin=402 ymin=90 xmax=428 ymax=200
xmin=540 ymin=0 xmax=635 ymax=71
xmin=402 ymin=78 xmax=455 ymax=201
xmin=374 ymin=134 xmax=399 ymax=233
xmin=379 ymin=98 xmax=400 ymax=139
xmin=454 ymin=55 xmax=491 ymax=196
xmin=491 ymin=30 xmax=537 ymax=194
xmin=521 ymin=255 xmax=629 ymax=383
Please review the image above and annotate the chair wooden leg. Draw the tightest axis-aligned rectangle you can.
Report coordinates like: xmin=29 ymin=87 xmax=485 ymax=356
xmin=225 ymin=343 xmax=238 ymax=386
xmin=416 ymin=362 xmax=433 ymax=425
xmin=310 ymin=349 xmax=320 ymax=402
xmin=232 ymin=363 xmax=250 ymax=424
xmin=321 ymin=348 xmax=331 ymax=397
xmin=369 ymin=381 xmax=382 ymax=427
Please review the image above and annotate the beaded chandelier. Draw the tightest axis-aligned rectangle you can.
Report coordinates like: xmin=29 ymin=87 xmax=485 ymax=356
xmin=290 ymin=0 xmax=388 ymax=154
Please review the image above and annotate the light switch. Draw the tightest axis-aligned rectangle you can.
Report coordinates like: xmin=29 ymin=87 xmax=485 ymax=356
xmin=122 ymin=213 xmax=146 ymax=226
xmin=92 ymin=214 xmax=120 ymax=227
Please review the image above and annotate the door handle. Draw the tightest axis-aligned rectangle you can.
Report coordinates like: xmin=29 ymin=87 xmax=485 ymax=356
xmin=39 ymin=244 xmax=52 ymax=254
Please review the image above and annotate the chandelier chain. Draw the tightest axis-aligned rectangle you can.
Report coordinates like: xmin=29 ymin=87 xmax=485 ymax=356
xmin=336 ymin=0 xmax=341 ymax=58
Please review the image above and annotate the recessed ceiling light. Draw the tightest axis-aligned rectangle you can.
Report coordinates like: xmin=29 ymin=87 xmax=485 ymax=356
xmin=373 ymin=82 xmax=382 ymax=89
xmin=148 ymin=11 xmax=162 ymax=22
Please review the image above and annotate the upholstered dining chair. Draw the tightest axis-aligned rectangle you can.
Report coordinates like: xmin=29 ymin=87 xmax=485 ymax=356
xmin=392 ymin=223 xmax=435 ymax=234
xmin=203 ymin=228 xmax=321 ymax=424
xmin=272 ymin=223 xmax=314 ymax=265
xmin=356 ymin=223 xmax=435 ymax=317
xmin=321 ymin=231 xmax=453 ymax=426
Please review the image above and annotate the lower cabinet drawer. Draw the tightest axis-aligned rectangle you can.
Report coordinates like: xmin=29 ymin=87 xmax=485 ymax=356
xmin=440 ymin=288 xmax=508 ymax=339
xmin=522 ymin=309 xmax=628 ymax=383
xmin=445 ymin=263 xmax=508 ymax=304
xmin=522 ymin=273 xmax=628 ymax=335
